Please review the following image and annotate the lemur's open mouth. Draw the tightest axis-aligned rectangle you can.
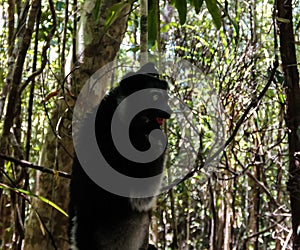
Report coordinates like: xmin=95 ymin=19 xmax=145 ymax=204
xmin=156 ymin=117 xmax=165 ymax=126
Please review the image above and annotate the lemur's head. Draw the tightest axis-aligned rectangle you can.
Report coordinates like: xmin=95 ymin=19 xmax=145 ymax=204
xmin=119 ymin=63 xmax=172 ymax=130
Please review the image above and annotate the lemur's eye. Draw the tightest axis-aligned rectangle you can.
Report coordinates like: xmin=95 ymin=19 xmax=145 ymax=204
xmin=152 ymin=94 xmax=159 ymax=101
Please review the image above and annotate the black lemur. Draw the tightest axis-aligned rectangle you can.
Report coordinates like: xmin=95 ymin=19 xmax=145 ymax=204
xmin=69 ymin=63 xmax=171 ymax=250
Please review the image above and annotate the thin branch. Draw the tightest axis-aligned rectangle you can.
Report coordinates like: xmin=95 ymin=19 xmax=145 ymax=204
xmin=0 ymin=154 xmax=71 ymax=179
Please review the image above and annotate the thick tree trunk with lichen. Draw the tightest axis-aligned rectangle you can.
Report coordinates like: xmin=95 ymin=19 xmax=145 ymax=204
xmin=24 ymin=1 xmax=130 ymax=249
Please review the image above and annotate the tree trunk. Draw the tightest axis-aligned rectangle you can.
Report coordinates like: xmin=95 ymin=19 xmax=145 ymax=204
xmin=24 ymin=1 xmax=130 ymax=249
xmin=276 ymin=1 xmax=300 ymax=249
xmin=140 ymin=0 xmax=148 ymax=64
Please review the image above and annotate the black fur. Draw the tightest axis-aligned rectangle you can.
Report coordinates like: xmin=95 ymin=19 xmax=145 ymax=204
xmin=69 ymin=63 xmax=171 ymax=250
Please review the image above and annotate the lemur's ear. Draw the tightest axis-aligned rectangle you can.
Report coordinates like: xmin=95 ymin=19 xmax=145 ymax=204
xmin=119 ymin=63 xmax=166 ymax=95
xmin=137 ymin=62 xmax=159 ymax=77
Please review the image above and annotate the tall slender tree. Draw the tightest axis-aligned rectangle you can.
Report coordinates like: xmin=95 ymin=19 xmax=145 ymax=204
xmin=276 ymin=0 xmax=300 ymax=249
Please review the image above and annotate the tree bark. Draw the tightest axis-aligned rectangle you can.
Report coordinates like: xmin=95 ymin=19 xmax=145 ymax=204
xmin=140 ymin=0 xmax=148 ymax=64
xmin=276 ymin=1 xmax=300 ymax=249
xmin=24 ymin=1 xmax=130 ymax=249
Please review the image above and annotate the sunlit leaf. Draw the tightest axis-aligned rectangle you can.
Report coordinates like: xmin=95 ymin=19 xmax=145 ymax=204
xmin=0 ymin=183 xmax=68 ymax=217
xmin=276 ymin=17 xmax=290 ymax=23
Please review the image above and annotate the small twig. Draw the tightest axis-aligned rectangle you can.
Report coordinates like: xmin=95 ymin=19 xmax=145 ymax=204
xmin=0 ymin=154 xmax=71 ymax=179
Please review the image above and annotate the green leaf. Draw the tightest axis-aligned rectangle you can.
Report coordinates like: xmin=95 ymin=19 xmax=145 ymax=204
xmin=56 ymin=1 xmax=63 ymax=11
xmin=148 ymin=0 xmax=158 ymax=47
xmin=93 ymin=0 xmax=102 ymax=20
xmin=0 ymin=183 xmax=69 ymax=217
xmin=297 ymin=126 xmax=300 ymax=141
xmin=279 ymin=93 xmax=285 ymax=104
xmin=192 ymin=0 xmax=204 ymax=14
xmin=204 ymin=0 xmax=221 ymax=29
xmin=0 ymin=68 xmax=4 ymax=85
xmin=105 ymin=1 xmax=134 ymax=29
xmin=175 ymin=0 xmax=187 ymax=25
xmin=276 ymin=17 xmax=290 ymax=23
xmin=127 ymin=46 xmax=140 ymax=53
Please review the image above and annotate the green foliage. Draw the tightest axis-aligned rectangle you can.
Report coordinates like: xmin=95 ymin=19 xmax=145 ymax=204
xmin=174 ymin=0 xmax=187 ymax=25
xmin=55 ymin=1 xmax=64 ymax=11
xmin=105 ymin=0 xmax=135 ymax=29
xmin=93 ymin=0 xmax=102 ymax=20
xmin=171 ymin=0 xmax=221 ymax=28
xmin=204 ymin=0 xmax=221 ymax=29
xmin=148 ymin=0 xmax=158 ymax=47
xmin=191 ymin=0 xmax=204 ymax=14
